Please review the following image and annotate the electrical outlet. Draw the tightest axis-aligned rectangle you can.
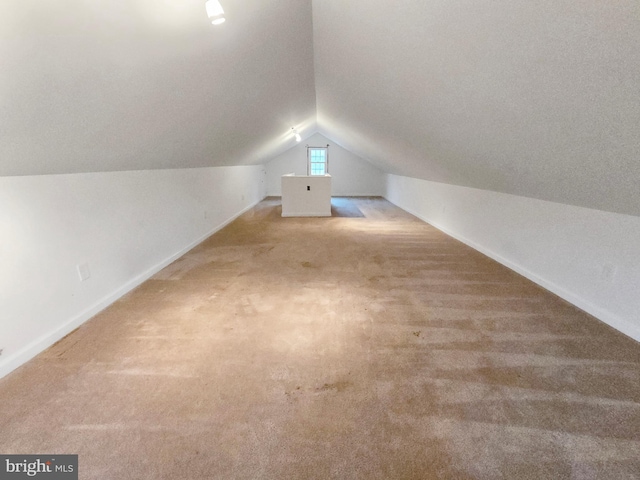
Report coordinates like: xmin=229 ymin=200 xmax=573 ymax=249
xmin=77 ymin=263 xmax=91 ymax=282
xmin=204 ymin=210 xmax=208 ymax=220
xmin=0 ymin=349 xmax=3 ymax=356
xmin=242 ymin=194 xmax=245 ymax=202
xmin=441 ymin=205 xmax=446 ymax=214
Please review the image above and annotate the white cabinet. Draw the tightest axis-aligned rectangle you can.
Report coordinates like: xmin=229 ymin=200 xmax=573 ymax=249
xmin=281 ymin=174 xmax=332 ymax=217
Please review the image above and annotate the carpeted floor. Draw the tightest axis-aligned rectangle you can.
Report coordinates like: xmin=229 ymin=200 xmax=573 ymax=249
xmin=1 ymin=197 xmax=639 ymax=479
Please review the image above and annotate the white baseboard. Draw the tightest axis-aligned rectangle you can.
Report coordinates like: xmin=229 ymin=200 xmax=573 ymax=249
xmin=0 ymin=199 xmax=263 ymax=380
xmin=282 ymin=213 xmax=331 ymax=217
xmin=266 ymin=193 xmax=385 ymax=198
xmin=386 ymin=198 xmax=640 ymax=343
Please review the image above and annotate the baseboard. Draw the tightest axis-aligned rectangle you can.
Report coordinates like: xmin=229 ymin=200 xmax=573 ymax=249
xmin=385 ymin=197 xmax=640 ymax=343
xmin=266 ymin=194 xmax=385 ymax=198
xmin=282 ymin=213 xmax=331 ymax=217
xmin=0 ymin=199 xmax=263 ymax=380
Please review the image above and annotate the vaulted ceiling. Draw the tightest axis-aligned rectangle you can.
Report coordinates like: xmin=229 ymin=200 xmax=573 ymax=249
xmin=2 ymin=0 xmax=639 ymax=215
xmin=0 ymin=0 xmax=317 ymax=175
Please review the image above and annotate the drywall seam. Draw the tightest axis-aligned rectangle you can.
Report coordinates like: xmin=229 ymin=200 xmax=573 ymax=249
xmin=0 ymin=198 xmax=262 ymax=380
xmin=384 ymin=198 xmax=640 ymax=343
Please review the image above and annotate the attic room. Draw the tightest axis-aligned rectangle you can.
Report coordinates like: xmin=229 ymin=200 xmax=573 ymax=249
xmin=1 ymin=0 xmax=639 ymax=478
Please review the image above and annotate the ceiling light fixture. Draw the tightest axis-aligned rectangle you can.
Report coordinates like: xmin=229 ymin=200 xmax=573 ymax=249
xmin=292 ymin=128 xmax=302 ymax=142
xmin=205 ymin=0 xmax=225 ymax=25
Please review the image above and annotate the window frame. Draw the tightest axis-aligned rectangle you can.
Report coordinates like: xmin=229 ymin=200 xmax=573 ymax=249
xmin=307 ymin=145 xmax=330 ymax=176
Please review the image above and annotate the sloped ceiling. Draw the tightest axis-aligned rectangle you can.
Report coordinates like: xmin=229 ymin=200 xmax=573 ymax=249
xmin=0 ymin=0 xmax=316 ymax=176
xmin=2 ymin=0 xmax=639 ymax=216
xmin=314 ymin=0 xmax=640 ymax=216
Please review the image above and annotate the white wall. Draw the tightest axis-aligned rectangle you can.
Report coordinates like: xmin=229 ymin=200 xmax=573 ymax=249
xmin=0 ymin=166 xmax=266 ymax=378
xmin=266 ymin=133 xmax=384 ymax=197
xmin=386 ymin=174 xmax=640 ymax=342
xmin=281 ymin=175 xmax=332 ymax=217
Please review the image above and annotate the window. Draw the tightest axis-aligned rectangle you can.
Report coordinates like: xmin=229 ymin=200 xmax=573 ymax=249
xmin=307 ymin=146 xmax=329 ymax=176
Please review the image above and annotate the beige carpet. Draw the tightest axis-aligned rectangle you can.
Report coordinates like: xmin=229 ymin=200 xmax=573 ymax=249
xmin=1 ymin=197 xmax=639 ymax=479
